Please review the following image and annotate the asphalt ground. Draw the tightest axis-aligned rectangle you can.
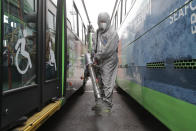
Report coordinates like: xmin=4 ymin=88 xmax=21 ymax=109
xmin=38 ymin=81 xmax=169 ymax=131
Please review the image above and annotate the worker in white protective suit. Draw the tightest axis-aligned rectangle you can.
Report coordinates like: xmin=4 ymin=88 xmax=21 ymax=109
xmin=92 ymin=12 xmax=119 ymax=111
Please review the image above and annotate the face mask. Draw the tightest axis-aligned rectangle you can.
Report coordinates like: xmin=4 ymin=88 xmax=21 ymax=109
xmin=99 ymin=22 xmax=107 ymax=31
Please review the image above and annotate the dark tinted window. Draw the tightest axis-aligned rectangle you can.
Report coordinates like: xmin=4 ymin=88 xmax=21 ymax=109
xmin=45 ymin=1 xmax=58 ymax=80
xmin=3 ymin=0 xmax=37 ymax=91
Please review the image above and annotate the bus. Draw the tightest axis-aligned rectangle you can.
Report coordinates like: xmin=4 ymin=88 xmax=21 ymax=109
xmin=112 ymin=0 xmax=196 ymax=130
xmin=0 ymin=0 xmax=89 ymax=130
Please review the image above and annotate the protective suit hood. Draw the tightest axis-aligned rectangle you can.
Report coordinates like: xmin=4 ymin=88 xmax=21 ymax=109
xmin=97 ymin=12 xmax=111 ymax=33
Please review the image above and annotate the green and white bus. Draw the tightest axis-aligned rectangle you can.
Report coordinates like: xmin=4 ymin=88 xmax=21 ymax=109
xmin=0 ymin=0 xmax=89 ymax=130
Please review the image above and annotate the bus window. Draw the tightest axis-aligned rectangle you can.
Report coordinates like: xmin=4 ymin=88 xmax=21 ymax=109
xmin=82 ymin=25 xmax=84 ymax=42
xmin=73 ymin=2 xmax=79 ymax=37
xmin=45 ymin=1 xmax=57 ymax=80
xmin=72 ymin=5 xmax=78 ymax=35
xmin=51 ymin=0 xmax=57 ymax=6
xmin=115 ymin=12 xmax=118 ymax=29
xmin=78 ymin=16 xmax=82 ymax=39
xmin=112 ymin=17 xmax=115 ymax=27
xmin=117 ymin=1 xmax=122 ymax=25
xmin=126 ymin=0 xmax=135 ymax=14
xmin=80 ymin=17 xmax=84 ymax=41
xmin=124 ymin=0 xmax=127 ymax=15
xmin=83 ymin=25 xmax=86 ymax=44
xmin=2 ymin=0 xmax=37 ymax=91
xmin=48 ymin=11 xmax=56 ymax=31
xmin=66 ymin=18 xmax=72 ymax=31
xmin=121 ymin=0 xmax=126 ymax=21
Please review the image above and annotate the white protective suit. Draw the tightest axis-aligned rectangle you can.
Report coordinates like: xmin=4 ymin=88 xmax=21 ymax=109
xmin=93 ymin=12 xmax=119 ymax=105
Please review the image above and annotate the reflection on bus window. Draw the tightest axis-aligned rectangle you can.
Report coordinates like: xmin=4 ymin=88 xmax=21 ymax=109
xmin=48 ymin=11 xmax=56 ymax=30
xmin=46 ymin=1 xmax=57 ymax=80
xmin=51 ymin=0 xmax=57 ymax=6
xmin=3 ymin=0 xmax=37 ymax=91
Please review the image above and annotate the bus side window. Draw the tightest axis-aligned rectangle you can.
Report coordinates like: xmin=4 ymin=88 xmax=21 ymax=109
xmin=122 ymin=0 xmax=127 ymax=21
xmin=66 ymin=18 xmax=72 ymax=31
xmin=115 ymin=12 xmax=118 ymax=29
xmin=78 ymin=16 xmax=83 ymax=39
xmin=45 ymin=1 xmax=57 ymax=80
xmin=118 ymin=1 xmax=122 ymax=24
xmin=126 ymin=0 xmax=135 ymax=14
xmin=2 ymin=0 xmax=38 ymax=91
xmin=73 ymin=2 xmax=79 ymax=37
xmin=124 ymin=0 xmax=127 ymax=15
xmin=83 ymin=25 xmax=86 ymax=44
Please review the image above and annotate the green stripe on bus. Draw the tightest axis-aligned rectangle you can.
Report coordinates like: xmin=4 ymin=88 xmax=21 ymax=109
xmin=116 ymin=79 xmax=196 ymax=131
xmin=61 ymin=4 xmax=65 ymax=97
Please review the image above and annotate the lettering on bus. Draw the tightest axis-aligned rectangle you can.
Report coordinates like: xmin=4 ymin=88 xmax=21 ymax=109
xmin=133 ymin=0 xmax=151 ymax=31
xmin=169 ymin=0 xmax=196 ymax=34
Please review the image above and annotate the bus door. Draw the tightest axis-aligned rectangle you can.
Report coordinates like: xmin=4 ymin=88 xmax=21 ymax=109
xmin=42 ymin=0 xmax=59 ymax=105
xmin=1 ymin=0 xmax=39 ymax=129
xmin=42 ymin=0 xmax=66 ymax=104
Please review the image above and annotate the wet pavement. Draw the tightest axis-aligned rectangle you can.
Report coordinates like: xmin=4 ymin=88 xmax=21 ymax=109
xmin=38 ymin=81 xmax=169 ymax=131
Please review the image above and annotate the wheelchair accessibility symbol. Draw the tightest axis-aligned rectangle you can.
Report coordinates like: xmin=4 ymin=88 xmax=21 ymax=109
xmin=15 ymin=37 xmax=32 ymax=74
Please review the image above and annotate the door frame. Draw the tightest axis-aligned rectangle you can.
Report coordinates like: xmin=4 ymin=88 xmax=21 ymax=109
xmin=0 ymin=0 xmax=3 ymax=128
